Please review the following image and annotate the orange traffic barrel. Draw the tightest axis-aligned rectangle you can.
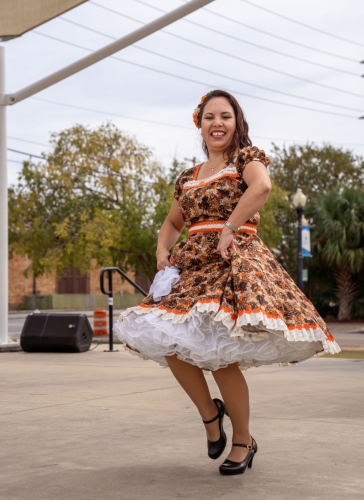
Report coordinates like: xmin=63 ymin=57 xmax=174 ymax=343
xmin=93 ymin=308 xmax=108 ymax=336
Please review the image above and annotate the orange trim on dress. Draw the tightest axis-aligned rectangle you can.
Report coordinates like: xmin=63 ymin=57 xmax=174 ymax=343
xmin=139 ymin=303 xmax=187 ymax=315
xmin=188 ymin=220 xmax=257 ymax=236
xmin=193 ymin=163 xmax=202 ymax=181
xmin=138 ymin=300 xmax=331 ymax=339
xmin=287 ymin=323 xmax=321 ymax=331
xmin=237 ymin=307 xmax=279 ymax=319
xmin=184 ymin=171 xmax=239 ymax=190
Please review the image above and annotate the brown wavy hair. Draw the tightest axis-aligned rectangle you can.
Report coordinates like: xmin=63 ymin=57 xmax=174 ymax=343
xmin=197 ymin=89 xmax=252 ymax=163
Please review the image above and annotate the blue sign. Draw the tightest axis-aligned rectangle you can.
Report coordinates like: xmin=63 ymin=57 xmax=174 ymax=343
xmin=302 ymin=225 xmax=312 ymax=257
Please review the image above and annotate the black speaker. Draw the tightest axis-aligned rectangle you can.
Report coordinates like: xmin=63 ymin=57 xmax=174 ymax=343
xmin=20 ymin=313 xmax=93 ymax=353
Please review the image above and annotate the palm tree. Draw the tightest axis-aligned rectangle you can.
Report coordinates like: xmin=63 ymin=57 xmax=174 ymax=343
xmin=308 ymin=188 xmax=364 ymax=320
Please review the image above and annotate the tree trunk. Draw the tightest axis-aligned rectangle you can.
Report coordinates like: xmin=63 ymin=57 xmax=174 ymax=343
xmin=333 ymin=266 xmax=359 ymax=321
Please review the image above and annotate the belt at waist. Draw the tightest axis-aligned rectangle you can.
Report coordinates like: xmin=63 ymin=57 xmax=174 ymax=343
xmin=188 ymin=220 xmax=258 ymax=236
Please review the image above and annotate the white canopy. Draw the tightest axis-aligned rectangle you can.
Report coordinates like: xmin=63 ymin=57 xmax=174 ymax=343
xmin=0 ymin=0 xmax=87 ymax=41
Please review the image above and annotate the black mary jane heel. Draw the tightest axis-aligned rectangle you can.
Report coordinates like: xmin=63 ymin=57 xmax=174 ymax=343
xmin=219 ymin=437 xmax=258 ymax=476
xmin=202 ymin=398 xmax=228 ymax=460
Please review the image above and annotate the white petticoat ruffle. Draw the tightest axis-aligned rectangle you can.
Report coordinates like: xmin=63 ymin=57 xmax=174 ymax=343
xmin=114 ymin=301 xmax=341 ymax=371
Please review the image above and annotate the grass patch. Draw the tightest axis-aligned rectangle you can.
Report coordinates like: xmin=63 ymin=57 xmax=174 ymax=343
xmin=323 ymin=350 xmax=364 ymax=359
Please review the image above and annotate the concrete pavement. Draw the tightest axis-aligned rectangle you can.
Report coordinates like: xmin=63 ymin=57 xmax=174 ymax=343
xmin=1 ymin=349 xmax=363 ymax=500
xmin=325 ymin=322 xmax=364 ymax=350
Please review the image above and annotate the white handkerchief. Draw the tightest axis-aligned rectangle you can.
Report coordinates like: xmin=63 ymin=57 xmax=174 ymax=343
xmin=149 ymin=265 xmax=181 ymax=302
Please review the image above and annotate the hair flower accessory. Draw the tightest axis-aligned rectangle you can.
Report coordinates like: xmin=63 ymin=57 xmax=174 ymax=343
xmin=192 ymin=94 xmax=208 ymax=129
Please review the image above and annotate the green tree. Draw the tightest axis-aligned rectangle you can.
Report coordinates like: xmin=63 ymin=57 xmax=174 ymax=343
xmin=268 ymin=143 xmax=364 ymax=282
xmin=9 ymin=122 xmax=172 ymax=282
xmin=8 ymin=158 xmax=92 ymax=278
xmin=169 ymin=158 xmax=186 ymax=185
xmin=258 ymin=179 xmax=291 ymax=251
xmin=306 ymin=188 xmax=364 ymax=320
xmin=269 ymin=143 xmax=364 ymax=200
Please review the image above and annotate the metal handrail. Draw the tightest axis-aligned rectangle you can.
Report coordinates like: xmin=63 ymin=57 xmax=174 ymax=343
xmin=100 ymin=267 xmax=148 ymax=352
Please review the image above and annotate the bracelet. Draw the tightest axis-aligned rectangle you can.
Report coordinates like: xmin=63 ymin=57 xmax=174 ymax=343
xmin=224 ymin=221 xmax=239 ymax=233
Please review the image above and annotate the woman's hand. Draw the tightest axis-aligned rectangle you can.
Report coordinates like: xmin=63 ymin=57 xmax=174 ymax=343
xmin=156 ymin=249 xmax=172 ymax=270
xmin=217 ymin=227 xmax=236 ymax=261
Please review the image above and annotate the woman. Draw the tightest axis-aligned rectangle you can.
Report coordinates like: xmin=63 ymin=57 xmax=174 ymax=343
xmin=115 ymin=89 xmax=340 ymax=476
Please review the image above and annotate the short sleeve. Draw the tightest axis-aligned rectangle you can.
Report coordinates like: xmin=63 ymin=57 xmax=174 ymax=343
xmin=234 ymin=145 xmax=270 ymax=176
xmin=174 ymin=171 xmax=184 ymax=201
xmin=173 ymin=166 xmax=196 ymax=201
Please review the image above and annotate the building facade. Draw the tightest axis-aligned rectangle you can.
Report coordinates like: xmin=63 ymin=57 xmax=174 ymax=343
xmin=9 ymin=253 xmax=151 ymax=310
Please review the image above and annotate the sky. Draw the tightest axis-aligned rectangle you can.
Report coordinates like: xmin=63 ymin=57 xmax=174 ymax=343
xmin=2 ymin=0 xmax=364 ymax=186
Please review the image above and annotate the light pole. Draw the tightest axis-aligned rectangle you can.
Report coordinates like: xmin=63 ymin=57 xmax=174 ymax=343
xmin=292 ymin=188 xmax=307 ymax=291
xmin=184 ymin=156 xmax=197 ymax=167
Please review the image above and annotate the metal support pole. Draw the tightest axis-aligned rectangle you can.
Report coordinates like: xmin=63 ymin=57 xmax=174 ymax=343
xmin=100 ymin=267 xmax=147 ymax=353
xmin=104 ymin=269 xmax=118 ymax=352
xmin=296 ymin=206 xmax=304 ymax=292
xmin=32 ymin=274 xmax=37 ymax=310
xmin=0 ymin=47 xmax=20 ymax=350
xmin=0 ymin=46 xmax=9 ymax=346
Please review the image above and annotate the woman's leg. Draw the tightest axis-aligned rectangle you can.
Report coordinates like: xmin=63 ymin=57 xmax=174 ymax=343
xmin=212 ymin=363 xmax=252 ymax=461
xmin=165 ymin=354 xmax=221 ymax=441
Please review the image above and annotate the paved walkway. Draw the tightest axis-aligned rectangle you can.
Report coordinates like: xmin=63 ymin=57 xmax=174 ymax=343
xmin=1 ymin=349 xmax=363 ymax=499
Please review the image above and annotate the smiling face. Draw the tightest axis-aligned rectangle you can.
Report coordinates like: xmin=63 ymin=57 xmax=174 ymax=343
xmin=200 ymin=97 xmax=237 ymax=156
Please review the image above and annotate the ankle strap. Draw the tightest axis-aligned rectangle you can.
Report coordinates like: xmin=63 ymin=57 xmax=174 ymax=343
xmin=202 ymin=413 xmax=219 ymax=424
xmin=232 ymin=443 xmax=253 ymax=450
xmin=202 ymin=398 xmax=224 ymax=424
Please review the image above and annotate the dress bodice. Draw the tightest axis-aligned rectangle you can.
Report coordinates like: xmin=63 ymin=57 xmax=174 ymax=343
xmin=174 ymin=146 xmax=270 ymax=228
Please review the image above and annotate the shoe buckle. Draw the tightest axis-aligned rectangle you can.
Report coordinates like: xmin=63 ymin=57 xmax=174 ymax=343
xmin=247 ymin=444 xmax=253 ymax=450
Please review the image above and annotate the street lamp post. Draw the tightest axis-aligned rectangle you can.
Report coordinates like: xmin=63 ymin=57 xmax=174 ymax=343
xmin=292 ymin=188 xmax=307 ymax=292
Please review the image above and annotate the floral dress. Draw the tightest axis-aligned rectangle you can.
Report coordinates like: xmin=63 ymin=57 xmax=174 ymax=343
xmin=115 ymin=146 xmax=340 ymax=371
